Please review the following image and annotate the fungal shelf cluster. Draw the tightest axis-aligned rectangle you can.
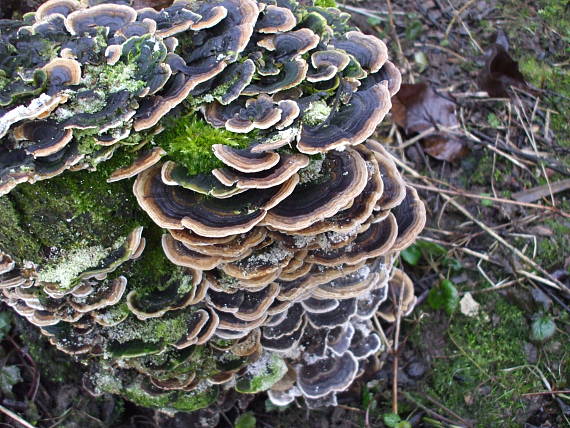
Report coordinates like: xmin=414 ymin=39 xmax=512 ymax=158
xmin=0 ymin=0 xmax=425 ymax=413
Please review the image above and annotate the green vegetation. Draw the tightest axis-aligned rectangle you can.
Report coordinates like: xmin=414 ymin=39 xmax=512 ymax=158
xmin=412 ymin=295 xmax=548 ymax=427
xmin=156 ymin=114 xmax=257 ymax=176
xmin=314 ymin=0 xmax=337 ymax=8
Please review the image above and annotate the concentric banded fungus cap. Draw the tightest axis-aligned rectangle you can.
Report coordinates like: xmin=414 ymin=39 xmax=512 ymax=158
xmin=42 ymin=58 xmax=82 ymax=88
xmin=263 ymin=149 xmax=368 ymax=231
xmin=134 ymin=165 xmax=298 ymax=236
xmin=296 ymin=352 xmax=359 ymax=399
xmin=212 ymin=144 xmax=280 ymax=173
xmin=213 ymin=153 xmax=308 ymax=189
xmin=36 ymin=0 xmax=81 ymax=21
xmin=256 ymin=5 xmax=296 ymax=33
xmin=390 ymin=186 xmax=426 ymax=251
xmin=297 ymin=83 xmax=391 ymax=154
xmin=65 ymin=4 xmax=137 ymax=36
xmin=14 ymin=121 xmax=73 ymax=158
xmin=333 ymin=31 xmax=388 ymax=74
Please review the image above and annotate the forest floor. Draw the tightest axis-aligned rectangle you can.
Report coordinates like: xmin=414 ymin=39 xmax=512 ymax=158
xmin=0 ymin=0 xmax=569 ymax=427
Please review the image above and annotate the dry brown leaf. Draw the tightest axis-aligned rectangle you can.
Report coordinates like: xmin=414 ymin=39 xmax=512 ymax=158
xmin=477 ymin=31 xmax=527 ymax=97
xmin=392 ymin=83 xmax=469 ymax=162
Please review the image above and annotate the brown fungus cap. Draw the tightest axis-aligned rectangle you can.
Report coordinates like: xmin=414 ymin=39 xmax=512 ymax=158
xmin=65 ymin=4 xmax=137 ymax=36
xmin=333 ymin=31 xmax=388 ymax=74
xmin=212 ymin=144 xmax=280 ymax=173
xmin=306 ymin=213 xmax=398 ymax=266
xmin=256 ymin=5 xmax=296 ymax=33
xmin=296 ymin=351 xmax=359 ymax=399
xmin=364 ymin=140 xmax=406 ymax=210
xmin=377 ymin=268 xmax=417 ymax=322
xmin=107 ymin=147 xmax=166 ymax=183
xmin=242 ymin=57 xmax=308 ymax=96
xmin=14 ymin=121 xmax=73 ymax=158
xmin=262 ymin=149 xmax=368 ymax=232
xmin=297 ymin=83 xmax=391 ymax=154
xmin=134 ymin=164 xmax=298 ymax=237
xmin=213 ymin=153 xmax=309 ymax=189
xmin=390 ymin=185 xmax=426 ymax=252
xmin=36 ymin=0 xmax=81 ymax=21
xmin=42 ymin=58 xmax=82 ymax=87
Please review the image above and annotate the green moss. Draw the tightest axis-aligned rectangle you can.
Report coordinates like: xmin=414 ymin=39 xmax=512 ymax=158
xmin=414 ymin=295 xmax=544 ymax=427
xmin=123 ymin=381 xmax=218 ymax=412
xmin=314 ymin=0 xmax=337 ymax=8
xmin=536 ymin=213 xmax=570 ymax=270
xmin=156 ymin=114 xmax=257 ymax=176
xmin=0 ymin=155 xmax=147 ymax=265
xmin=519 ymin=56 xmax=570 ymax=145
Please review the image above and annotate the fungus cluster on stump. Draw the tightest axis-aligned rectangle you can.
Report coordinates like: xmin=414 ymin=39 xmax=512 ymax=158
xmin=0 ymin=0 xmax=425 ymax=413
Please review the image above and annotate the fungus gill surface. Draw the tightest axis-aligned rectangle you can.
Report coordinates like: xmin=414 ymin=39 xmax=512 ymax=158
xmin=0 ymin=0 xmax=424 ymax=413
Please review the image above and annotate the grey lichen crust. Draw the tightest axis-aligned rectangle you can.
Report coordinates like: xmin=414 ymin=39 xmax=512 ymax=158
xmin=0 ymin=0 xmax=425 ymax=413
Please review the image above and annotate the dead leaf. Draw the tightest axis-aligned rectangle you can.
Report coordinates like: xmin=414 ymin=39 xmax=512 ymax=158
xmin=459 ymin=292 xmax=480 ymax=317
xmin=392 ymin=83 xmax=469 ymax=162
xmin=477 ymin=31 xmax=527 ymax=97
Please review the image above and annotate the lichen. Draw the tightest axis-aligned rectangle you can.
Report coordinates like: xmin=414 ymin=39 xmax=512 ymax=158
xmin=38 ymin=244 xmax=108 ymax=289
xmin=84 ymin=62 xmax=146 ymax=94
xmin=236 ymin=353 xmax=288 ymax=394
xmin=303 ymin=100 xmax=333 ymax=126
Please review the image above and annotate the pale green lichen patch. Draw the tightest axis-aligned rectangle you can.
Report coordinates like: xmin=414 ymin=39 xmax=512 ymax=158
xmin=83 ymin=62 xmax=146 ymax=94
xmin=235 ymin=352 xmax=288 ymax=393
xmin=303 ymin=100 xmax=332 ymax=126
xmin=38 ymin=244 xmax=109 ymax=289
xmin=298 ymin=156 xmax=325 ymax=184
xmin=106 ymin=311 xmax=192 ymax=345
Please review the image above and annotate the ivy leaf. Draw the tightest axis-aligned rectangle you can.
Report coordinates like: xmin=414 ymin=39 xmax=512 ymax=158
xmin=235 ymin=412 xmax=256 ymax=428
xmin=530 ymin=315 xmax=556 ymax=342
xmin=415 ymin=240 xmax=447 ymax=257
xmin=0 ymin=365 xmax=22 ymax=397
xmin=401 ymin=245 xmax=422 ymax=265
xmin=428 ymin=280 xmax=459 ymax=315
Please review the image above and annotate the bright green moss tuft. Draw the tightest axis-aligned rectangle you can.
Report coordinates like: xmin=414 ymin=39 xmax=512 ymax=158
xmin=156 ymin=115 xmax=257 ymax=176
xmin=314 ymin=0 xmax=337 ymax=7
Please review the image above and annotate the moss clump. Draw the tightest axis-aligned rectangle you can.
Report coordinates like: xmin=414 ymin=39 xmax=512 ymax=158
xmin=415 ymin=295 xmax=544 ymax=427
xmin=0 ymin=156 xmax=147 ymax=265
xmin=156 ymin=114 xmax=257 ymax=176
xmin=314 ymin=0 xmax=338 ymax=8
xmin=536 ymin=213 xmax=570 ymax=270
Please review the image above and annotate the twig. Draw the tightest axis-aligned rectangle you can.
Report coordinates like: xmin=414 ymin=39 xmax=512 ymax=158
xmin=444 ymin=0 xmax=477 ymax=40
xmin=0 ymin=405 xmax=35 ymax=428
xmin=411 ymin=183 xmax=570 ymax=218
xmin=385 ymin=0 xmax=404 ymax=67
xmin=391 ymin=155 xmax=569 ymax=292
xmin=522 ymin=390 xmax=570 ymax=397
xmin=391 ymin=281 xmax=405 ymax=414
xmin=420 ymin=393 xmax=474 ymax=428
xmin=402 ymin=392 xmax=466 ymax=427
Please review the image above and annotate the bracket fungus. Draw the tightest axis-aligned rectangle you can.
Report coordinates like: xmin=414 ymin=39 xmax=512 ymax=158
xmin=0 ymin=0 xmax=425 ymax=415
